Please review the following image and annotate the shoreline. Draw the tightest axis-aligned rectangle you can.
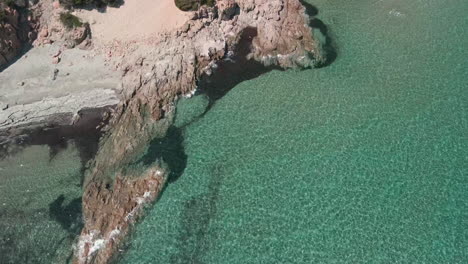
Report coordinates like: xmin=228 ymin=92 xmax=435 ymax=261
xmin=0 ymin=105 xmax=114 ymax=174
xmin=0 ymin=44 xmax=121 ymax=132
xmin=76 ymin=1 xmax=324 ymax=263
xmin=1 ymin=1 xmax=325 ymax=263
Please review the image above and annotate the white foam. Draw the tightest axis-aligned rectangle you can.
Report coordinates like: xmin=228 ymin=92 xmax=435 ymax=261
xmin=88 ymin=239 xmax=106 ymax=255
xmin=109 ymin=229 xmax=121 ymax=240
xmin=389 ymin=9 xmax=405 ymax=17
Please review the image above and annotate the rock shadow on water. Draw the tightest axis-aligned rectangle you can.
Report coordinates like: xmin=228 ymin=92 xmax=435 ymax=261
xmin=48 ymin=194 xmax=83 ymax=235
xmin=165 ymin=21 xmax=336 ymax=262
xmin=300 ymin=0 xmax=337 ymax=67
xmin=137 ymin=125 xmax=188 ymax=183
xmin=188 ymin=27 xmax=283 ymax=126
xmin=0 ymin=107 xmax=112 ymax=186
xmin=136 ymin=27 xmax=286 ymax=188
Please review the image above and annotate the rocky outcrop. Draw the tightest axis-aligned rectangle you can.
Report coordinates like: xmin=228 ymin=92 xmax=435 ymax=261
xmin=3 ymin=0 xmax=325 ymax=262
xmin=23 ymin=0 xmax=323 ymax=264
xmin=75 ymin=0 xmax=324 ymax=263
xmin=0 ymin=0 xmax=91 ymax=69
xmin=33 ymin=0 xmax=91 ymax=48
xmin=77 ymin=167 xmax=167 ymax=264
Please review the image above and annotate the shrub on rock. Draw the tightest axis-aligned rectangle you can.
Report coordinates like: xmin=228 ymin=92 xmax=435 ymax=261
xmin=59 ymin=12 xmax=82 ymax=29
xmin=175 ymin=0 xmax=215 ymax=11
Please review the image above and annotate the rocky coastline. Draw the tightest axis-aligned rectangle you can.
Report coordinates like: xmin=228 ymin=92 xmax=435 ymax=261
xmin=1 ymin=0 xmax=325 ymax=263
xmin=76 ymin=1 xmax=324 ymax=263
xmin=0 ymin=0 xmax=119 ymax=152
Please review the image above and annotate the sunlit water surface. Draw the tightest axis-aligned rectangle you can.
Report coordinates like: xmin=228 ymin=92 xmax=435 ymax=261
xmin=118 ymin=0 xmax=468 ymax=263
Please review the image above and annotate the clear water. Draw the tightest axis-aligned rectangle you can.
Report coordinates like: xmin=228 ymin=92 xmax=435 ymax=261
xmin=0 ymin=145 xmax=83 ymax=263
xmin=118 ymin=0 xmax=468 ymax=263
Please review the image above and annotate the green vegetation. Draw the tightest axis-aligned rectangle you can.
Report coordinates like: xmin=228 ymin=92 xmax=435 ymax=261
xmin=59 ymin=0 xmax=120 ymax=9
xmin=175 ymin=0 xmax=215 ymax=11
xmin=59 ymin=12 xmax=83 ymax=29
xmin=0 ymin=0 xmax=15 ymax=7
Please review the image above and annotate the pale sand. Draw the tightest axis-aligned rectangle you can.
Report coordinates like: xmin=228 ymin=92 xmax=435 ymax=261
xmin=0 ymin=45 xmax=121 ymax=129
xmin=75 ymin=0 xmax=190 ymax=44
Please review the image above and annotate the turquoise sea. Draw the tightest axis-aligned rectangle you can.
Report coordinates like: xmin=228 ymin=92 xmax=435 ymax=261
xmin=118 ymin=0 xmax=468 ymax=263
xmin=1 ymin=0 xmax=467 ymax=263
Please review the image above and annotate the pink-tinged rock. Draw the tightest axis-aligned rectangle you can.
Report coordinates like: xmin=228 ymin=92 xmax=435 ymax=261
xmin=39 ymin=28 xmax=49 ymax=38
xmin=52 ymin=1 xmax=60 ymax=9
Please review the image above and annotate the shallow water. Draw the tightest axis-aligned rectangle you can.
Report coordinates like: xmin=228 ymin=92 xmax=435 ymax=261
xmin=118 ymin=0 xmax=468 ymax=263
xmin=0 ymin=144 xmax=83 ymax=263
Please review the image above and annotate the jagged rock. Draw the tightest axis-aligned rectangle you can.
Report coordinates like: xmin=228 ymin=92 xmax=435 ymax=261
xmin=32 ymin=0 xmax=90 ymax=48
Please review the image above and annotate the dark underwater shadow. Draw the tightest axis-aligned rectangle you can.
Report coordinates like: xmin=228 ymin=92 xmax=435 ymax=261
xmin=113 ymin=19 xmax=337 ymax=262
xmin=156 ymin=16 xmax=338 ymax=261
xmin=184 ymin=27 xmax=283 ymax=127
xmin=0 ymin=107 xmax=112 ymax=186
xmin=300 ymin=0 xmax=338 ymax=67
xmin=48 ymin=194 xmax=83 ymax=235
xmin=134 ymin=27 xmax=284 ymax=187
xmin=0 ymin=195 xmax=82 ymax=264
xmin=137 ymin=125 xmax=188 ymax=183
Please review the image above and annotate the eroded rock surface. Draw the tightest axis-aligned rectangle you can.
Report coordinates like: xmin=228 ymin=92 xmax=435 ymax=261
xmin=75 ymin=0 xmax=325 ymax=263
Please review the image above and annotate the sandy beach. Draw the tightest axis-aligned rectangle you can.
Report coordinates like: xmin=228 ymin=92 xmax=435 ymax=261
xmin=75 ymin=0 xmax=190 ymax=44
xmin=0 ymin=0 xmax=190 ymax=131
